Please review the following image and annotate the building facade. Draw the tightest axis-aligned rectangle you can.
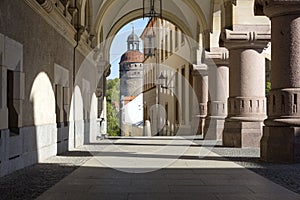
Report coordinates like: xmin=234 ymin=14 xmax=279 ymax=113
xmin=141 ymin=18 xmax=194 ymax=136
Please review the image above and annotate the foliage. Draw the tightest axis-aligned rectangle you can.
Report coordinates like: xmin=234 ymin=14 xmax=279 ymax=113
xmin=106 ymin=78 xmax=120 ymax=136
xmin=266 ymin=81 xmax=271 ymax=95
xmin=107 ymin=102 xmax=120 ymax=136
xmin=106 ymin=78 xmax=120 ymax=103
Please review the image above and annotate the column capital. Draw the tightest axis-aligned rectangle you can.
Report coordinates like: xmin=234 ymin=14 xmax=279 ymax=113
xmin=192 ymin=64 xmax=208 ymax=76
xmin=221 ymin=29 xmax=270 ymax=50
xmin=255 ymin=0 xmax=300 ymax=18
xmin=204 ymin=48 xmax=229 ymax=66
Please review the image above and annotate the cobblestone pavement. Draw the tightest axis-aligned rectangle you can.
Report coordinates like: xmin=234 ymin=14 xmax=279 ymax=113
xmin=0 ymin=141 xmax=300 ymax=199
xmin=212 ymin=147 xmax=300 ymax=195
xmin=0 ymin=152 xmax=92 ymax=200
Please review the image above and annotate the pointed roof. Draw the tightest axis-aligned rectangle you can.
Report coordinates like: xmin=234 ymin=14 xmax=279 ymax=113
xmin=127 ymin=27 xmax=139 ymax=43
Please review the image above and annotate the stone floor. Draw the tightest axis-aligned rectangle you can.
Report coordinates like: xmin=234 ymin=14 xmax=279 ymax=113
xmin=32 ymin=137 xmax=300 ymax=200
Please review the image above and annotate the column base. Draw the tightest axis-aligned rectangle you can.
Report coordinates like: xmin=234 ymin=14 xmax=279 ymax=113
xmin=223 ymin=121 xmax=263 ymax=148
xmin=193 ymin=116 xmax=205 ymax=135
xmin=261 ymin=126 xmax=300 ymax=163
xmin=204 ymin=117 xmax=225 ymax=140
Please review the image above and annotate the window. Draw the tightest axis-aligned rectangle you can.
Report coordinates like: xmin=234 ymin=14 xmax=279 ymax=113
xmin=175 ymin=70 xmax=179 ymax=124
xmin=175 ymin=27 xmax=178 ymax=49
xmin=181 ymin=31 xmax=185 ymax=45
xmin=181 ymin=67 xmax=185 ymax=123
xmin=63 ymin=87 xmax=69 ymax=126
xmin=55 ymin=85 xmax=60 ymax=127
xmin=170 ymin=30 xmax=173 ymax=55
xmin=161 ymin=41 xmax=164 ymax=62
xmin=7 ymin=70 xmax=18 ymax=135
xmin=165 ymin=35 xmax=168 ymax=59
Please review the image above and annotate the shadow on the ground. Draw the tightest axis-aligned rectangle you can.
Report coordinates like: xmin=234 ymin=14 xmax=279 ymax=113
xmin=0 ymin=163 xmax=79 ymax=200
xmin=1 ymin=147 xmax=300 ymax=200
xmin=2 ymin=164 xmax=300 ymax=200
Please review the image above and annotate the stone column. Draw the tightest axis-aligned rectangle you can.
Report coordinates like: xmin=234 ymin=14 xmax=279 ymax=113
xmin=192 ymin=64 xmax=208 ymax=135
xmin=222 ymin=29 xmax=270 ymax=147
xmin=256 ymin=0 xmax=300 ymax=162
xmin=204 ymin=48 xmax=229 ymax=140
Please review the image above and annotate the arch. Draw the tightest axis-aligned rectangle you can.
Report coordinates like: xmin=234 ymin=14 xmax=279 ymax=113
xmin=93 ymin=0 xmax=209 ymax=42
xmin=98 ymin=9 xmax=196 ymax=65
xmin=30 ymin=72 xmax=56 ymax=126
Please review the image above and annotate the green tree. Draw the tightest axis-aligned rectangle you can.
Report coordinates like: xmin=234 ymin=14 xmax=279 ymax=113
xmin=106 ymin=78 xmax=120 ymax=136
xmin=107 ymin=103 xmax=120 ymax=136
xmin=266 ymin=81 xmax=271 ymax=95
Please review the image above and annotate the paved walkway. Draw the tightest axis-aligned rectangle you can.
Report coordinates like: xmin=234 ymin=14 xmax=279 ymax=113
xmin=37 ymin=137 xmax=300 ymax=200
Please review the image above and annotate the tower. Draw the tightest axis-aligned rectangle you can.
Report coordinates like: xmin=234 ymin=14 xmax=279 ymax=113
xmin=119 ymin=27 xmax=144 ymax=136
xmin=119 ymin=27 xmax=144 ymax=96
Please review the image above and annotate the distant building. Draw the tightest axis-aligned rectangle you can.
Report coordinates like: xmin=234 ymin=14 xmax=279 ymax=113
xmin=141 ymin=18 xmax=193 ymax=136
xmin=119 ymin=27 xmax=144 ymax=136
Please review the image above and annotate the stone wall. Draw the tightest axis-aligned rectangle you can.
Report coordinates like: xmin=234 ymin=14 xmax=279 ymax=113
xmin=0 ymin=0 xmax=98 ymax=177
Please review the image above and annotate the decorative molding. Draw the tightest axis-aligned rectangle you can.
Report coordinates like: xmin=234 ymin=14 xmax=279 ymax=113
xmin=204 ymin=48 xmax=229 ymax=66
xmin=196 ymin=103 xmax=208 ymax=117
xmin=192 ymin=64 xmax=208 ymax=76
xmin=257 ymin=0 xmax=300 ymax=18
xmin=208 ymin=100 xmax=227 ymax=117
xmin=77 ymin=39 xmax=93 ymax=58
xmin=40 ymin=0 xmax=53 ymax=13
xmin=222 ymin=29 xmax=271 ymax=49
xmin=228 ymin=96 xmax=266 ymax=119
xmin=266 ymin=88 xmax=300 ymax=126
xmin=24 ymin=0 xmax=77 ymax=47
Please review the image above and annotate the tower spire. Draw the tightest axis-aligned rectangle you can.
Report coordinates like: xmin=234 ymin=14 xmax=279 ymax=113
xmin=127 ymin=24 xmax=140 ymax=51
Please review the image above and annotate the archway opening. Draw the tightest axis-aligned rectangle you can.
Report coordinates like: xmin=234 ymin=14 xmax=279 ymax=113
xmin=106 ymin=18 xmax=149 ymax=137
xmin=103 ymin=17 xmax=198 ymax=138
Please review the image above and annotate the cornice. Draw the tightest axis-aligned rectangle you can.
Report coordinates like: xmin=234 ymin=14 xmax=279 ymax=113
xmin=192 ymin=64 xmax=208 ymax=76
xmin=255 ymin=0 xmax=300 ymax=18
xmin=204 ymin=48 xmax=229 ymax=66
xmin=24 ymin=0 xmax=77 ymax=47
xmin=221 ymin=29 xmax=270 ymax=50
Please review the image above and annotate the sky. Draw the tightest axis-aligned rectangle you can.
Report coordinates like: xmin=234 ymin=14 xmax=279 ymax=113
xmin=108 ymin=18 xmax=149 ymax=79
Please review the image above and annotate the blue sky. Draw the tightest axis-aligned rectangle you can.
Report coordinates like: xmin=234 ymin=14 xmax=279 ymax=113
xmin=108 ymin=18 xmax=149 ymax=79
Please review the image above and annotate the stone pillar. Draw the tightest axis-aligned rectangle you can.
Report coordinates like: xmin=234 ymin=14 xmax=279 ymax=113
xmin=257 ymin=0 xmax=300 ymax=162
xmin=222 ymin=29 xmax=270 ymax=147
xmin=192 ymin=64 xmax=208 ymax=135
xmin=204 ymin=48 xmax=229 ymax=140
